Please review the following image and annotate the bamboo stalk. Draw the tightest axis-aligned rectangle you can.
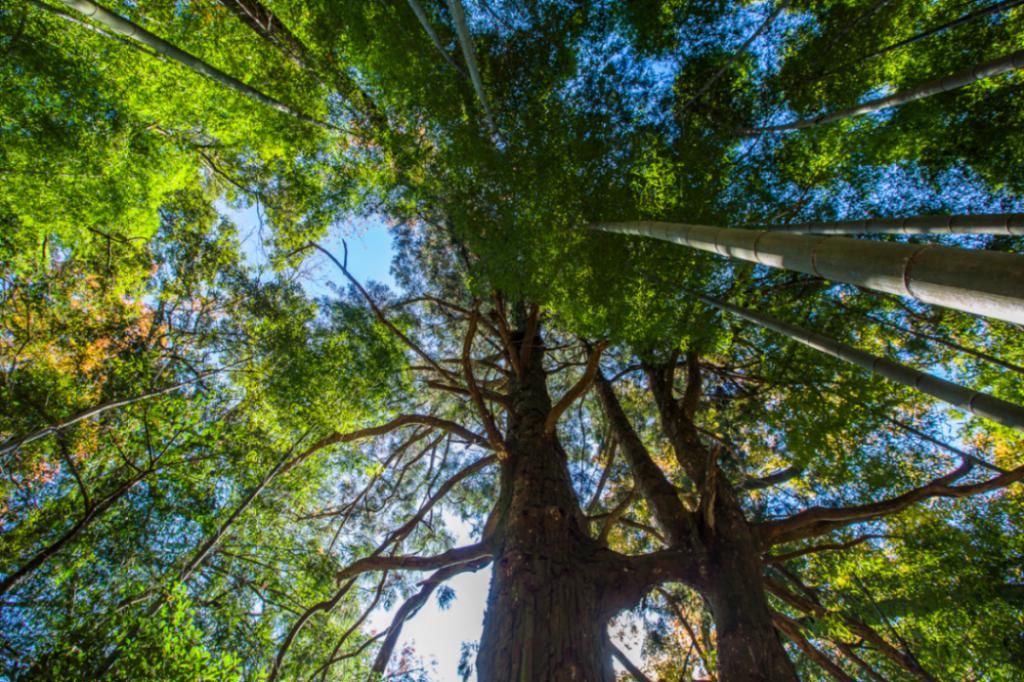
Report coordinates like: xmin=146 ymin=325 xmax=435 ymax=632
xmin=762 ymin=213 xmax=1024 ymax=236
xmin=55 ymin=0 xmax=337 ymax=130
xmin=699 ymin=294 xmax=1024 ymax=432
xmin=591 ymin=221 xmax=1024 ymax=324
xmin=743 ymin=48 xmax=1024 ymax=134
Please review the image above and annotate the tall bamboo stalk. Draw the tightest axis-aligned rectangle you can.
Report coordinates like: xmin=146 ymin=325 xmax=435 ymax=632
xmin=743 ymin=48 xmax=1024 ymax=134
xmin=445 ymin=0 xmax=496 ymax=132
xmin=591 ymin=221 xmax=1024 ymax=324
xmin=762 ymin=213 xmax=1024 ymax=236
xmin=699 ymin=294 xmax=1024 ymax=432
xmin=55 ymin=0 xmax=337 ymax=130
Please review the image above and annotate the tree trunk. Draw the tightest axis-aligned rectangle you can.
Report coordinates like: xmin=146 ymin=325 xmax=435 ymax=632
xmin=743 ymin=48 xmax=1024 ymax=133
xmin=645 ymin=360 xmax=798 ymax=681
xmin=700 ymin=293 xmax=1024 ymax=432
xmin=705 ymin=494 xmax=799 ymax=682
xmin=591 ymin=220 xmax=1024 ymax=324
xmin=476 ymin=333 xmax=617 ymax=681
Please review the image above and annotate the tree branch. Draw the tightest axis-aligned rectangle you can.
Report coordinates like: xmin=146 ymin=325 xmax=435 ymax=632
xmin=544 ymin=341 xmax=607 ymax=435
xmin=371 ymin=557 xmax=491 ymax=674
xmin=759 ymin=461 xmax=1024 ymax=546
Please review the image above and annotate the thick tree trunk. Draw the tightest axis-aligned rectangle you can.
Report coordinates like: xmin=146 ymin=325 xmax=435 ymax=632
xmin=704 ymin=497 xmax=798 ymax=682
xmin=645 ymin=361 xmax=798 ymax=681
xmin=476 ymin=334 xmax=617 ymax=681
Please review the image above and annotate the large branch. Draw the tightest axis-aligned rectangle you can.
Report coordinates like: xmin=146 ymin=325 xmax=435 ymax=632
xmin=371 ymin=557 xmax=491 ymax=674
xmin=544 ymin=341 xmax=607 ymax=435
xmin=593 ymin=369 xmax=695 ymax=545
xmin=759 ymin=461 xmax=1024 ymax=546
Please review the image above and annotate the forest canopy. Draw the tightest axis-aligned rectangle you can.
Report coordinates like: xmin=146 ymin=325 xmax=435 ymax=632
xmin=1 ymin=0 xmax=1023 ymax=680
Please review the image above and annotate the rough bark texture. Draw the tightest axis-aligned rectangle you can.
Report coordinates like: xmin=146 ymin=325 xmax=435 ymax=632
xmin=704 ymin=501 xmax=799 ymax=682
xmin=646 ymin=360 xmax=799 ymax=682
xmin=476 ymin=332 xmax=617 ymax=681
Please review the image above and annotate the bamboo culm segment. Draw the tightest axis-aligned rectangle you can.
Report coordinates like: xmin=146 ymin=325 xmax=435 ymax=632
xmin=699 ymin=295 xmax=1024 ymax=433
xmin=763 ymin=213 xmax=1024 ymax=236
xmin=57 ymin=0 xmax=336 ymax=130
xmin=743 ymin=48 xmax=1024 ymax=134
xmin=591 ymin=221 xmax=1024 ymax=325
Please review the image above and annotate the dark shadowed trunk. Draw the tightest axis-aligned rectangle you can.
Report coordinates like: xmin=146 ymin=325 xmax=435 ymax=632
xmin=704 ymin=489 xmax=798 ymax=681
xmin=476 ymin=332 xmax=618 ymax=681
xmin=646 ymin=359 xmax=798 ymax=682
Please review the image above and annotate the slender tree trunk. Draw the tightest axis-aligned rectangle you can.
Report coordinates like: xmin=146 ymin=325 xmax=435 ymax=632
xmin=807 ymin=0 xmax=1024 ymax=87
xmin=53 ymin=0 xmax=336 ymax=129
xmin=761 ymin=212 xmax=1024 ymax=235
xmin=476 ymin=333 xmax=617 ymax=681
xmin=859 ymin=0 xmax=1024 ymax=64
xmin=591 ymin=220 xmax=1024 ymax=324
xmin=406 ymin=0 xmax=467 ymax=75
xmin=0 ymin=374 xmax=218 ymax=457
xmin=0 ymin=468 xmax=148 ymax=599
xmin=445 ymin=0 xmax=496 ymax=132
xmin=218 ymin=0 xmax=385 ymax=130
xmin=743 ymin=48 xmax=1024 ymax=133
xmin=700 ymin=294 xmax=1024 ymax=431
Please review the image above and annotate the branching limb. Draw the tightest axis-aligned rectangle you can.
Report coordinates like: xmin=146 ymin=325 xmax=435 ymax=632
xmin=655 ymin=587 xmax=712 ymax=675
xmin=371 ymin=557 xmax=491 ymax=674
xmin=544 ymin=341 xmax=607 ymax=435
xmin=310 ymin=572 xmax=388 ymax=682
xmin=307 ymin=242 xmax=458 ymax=383
xmin=610 ymin=644 xmax=654 ymax=682
xmin=766 ymin=534 xmax=884 ymax=564
xmin=463 ymin=309 xmax=508 ymax=455
xmin=765 ymin=576 xmax=935 ymax=681
xmin=285 ymin=414 xmax=493 ymax=477
xmin=0 ymin=371 xmax=225 ymax=457
xmin=271 ymin=543 xmax=492 ymax=682
xmin=772 ymin=611 xmax=856 ymax=682
xmin=742 ymin=465 xmax=803 ymax=491
xmin=759 ymin=461 xmax=1024 ymax=546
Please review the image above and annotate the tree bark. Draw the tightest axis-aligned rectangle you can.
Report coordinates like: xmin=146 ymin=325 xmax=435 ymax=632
xmin=645 ymin=361 xmax=798 ymax=681
xmin=590 ymin=220 xmax=1024 ymax=324
xmin=761 ymin=212 xmax=1024 ymax=235
xmin=476 ymin=330 xmax=620 ymax=681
